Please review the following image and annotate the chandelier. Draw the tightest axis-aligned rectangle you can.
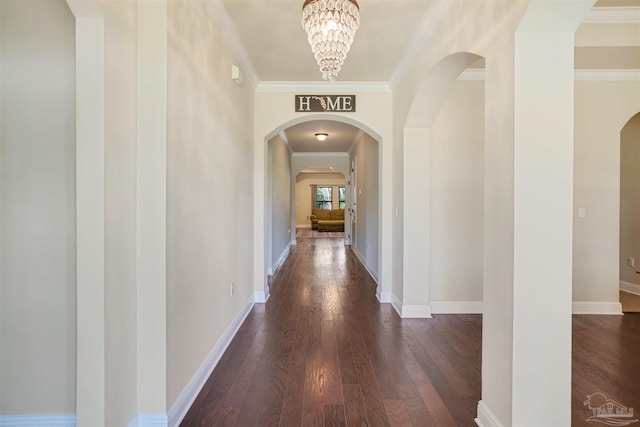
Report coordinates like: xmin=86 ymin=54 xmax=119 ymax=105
xmin=302 ymin=0 xmax=360 ymax=81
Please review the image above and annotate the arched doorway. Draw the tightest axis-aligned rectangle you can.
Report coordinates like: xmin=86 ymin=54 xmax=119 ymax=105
xmin=260 ymin=115 xmax=383 ymax=302
xmin=619 ymin=112 xmax=640 ymax=310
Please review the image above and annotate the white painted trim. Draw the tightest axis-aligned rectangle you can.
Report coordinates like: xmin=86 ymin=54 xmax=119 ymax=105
xmin=167 ymin=296 xmax=255 ymax=427
xmin=458 ymin=69 xmax=485 ymax=81
xmin=296 ymin=224 xmax=312 ymax=229
xmin=376 ymin=291 xmax=392 ymax=304
xmin=401 ymin=305 xmax=433 ymax=318
xmin=572 ymin=301 xmax=623 ymax=315
xmin=457 ymin=69 xmax=640 ymax=82
xmin=431 ymin=301 xmax=483 ymax=314
xmin=391 ymin=293 xmax=403 ymax=317
xmin=291 ymin=152 xmax=349 ymax=158
xmin=0 ymin=414 xmax=76 ymax=427
xmin=268 ymin=243 xmax=290 ymax=276
xmin=255 ymin=81 xmax=391 ymax=93
xmin=575 ymin=69 xmax=640 ymax=81
xmin=475 ymin=400 xmax=504 ymax=427
xmin=620 ymin=280 xmax=640 ymax=296
xmin=583 ymin=6 xmax=640 ymax=24
xmin=254 ymin=291 xmax=269 ymax=303
xmin=351 ymin=246 xmax=379 ymax=284
xmin=126 ymin=413 xmax=168 ymax=427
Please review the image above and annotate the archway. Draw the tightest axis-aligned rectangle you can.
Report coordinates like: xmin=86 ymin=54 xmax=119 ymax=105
xmin=619 ymin=112 xmax=640 ymax=307
xmin=401 ymin=52 xmax=485 ymax=318
xmin=259 ymin=114 xmax=383 ymax=302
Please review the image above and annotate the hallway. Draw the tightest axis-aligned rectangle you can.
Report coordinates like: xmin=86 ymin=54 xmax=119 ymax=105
xmin=181 ymin=236 xmax=640 ymax=426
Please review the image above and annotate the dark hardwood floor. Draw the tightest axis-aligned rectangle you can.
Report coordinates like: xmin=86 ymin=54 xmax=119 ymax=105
xmin=180 ymin=236 xmax=640 ymax=426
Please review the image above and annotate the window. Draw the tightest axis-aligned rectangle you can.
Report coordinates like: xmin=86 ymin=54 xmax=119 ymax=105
xmin=316 ymin=186 xmax=333 ymax=210
xmin=339 ymin=186 xmax=346 ymax=209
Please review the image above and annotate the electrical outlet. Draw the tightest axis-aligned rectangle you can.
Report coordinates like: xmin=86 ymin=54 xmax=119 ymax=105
xmin=230 ymin=282 xmax=235 ymax=296
xmin=628 ymin=257 xmax=635 ymax=268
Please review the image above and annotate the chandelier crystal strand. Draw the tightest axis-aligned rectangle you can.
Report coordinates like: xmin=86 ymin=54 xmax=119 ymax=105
xmin=302 ymin=0 xmax=360 ymax=81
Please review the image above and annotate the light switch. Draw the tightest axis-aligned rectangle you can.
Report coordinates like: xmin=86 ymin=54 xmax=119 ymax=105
xmin=578 ymin=208 xmax=586 ymax=218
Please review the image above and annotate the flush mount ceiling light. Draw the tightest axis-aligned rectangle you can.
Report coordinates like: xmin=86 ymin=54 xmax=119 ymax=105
xmin=302 ymin=0 xmax=360 ymax=81
xmin=315 ymin=133 xmax=329 ymax=142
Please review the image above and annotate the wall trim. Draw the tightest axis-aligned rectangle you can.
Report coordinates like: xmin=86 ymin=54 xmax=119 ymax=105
xmin=268 ymin=242 xmax=290 ymax=276
xmin=291 ymin=152 xmax=350 ymax=158
xmin=0 ymin=414 xmax=76 ymax=427
xmin=583 ymin=6 xmax=640 ymax=23
xmin=254 ymin=291 xmax=269 ymax=303
xmin=475 ymin=400 xmax=504 ymax=427
xmin=296 ymin=224 xmax=311 ymax=229
xmin=620 ymin=280 xmax=640 ymax=296
xmin=351 ymin=246 xmax=379 ymax=284
xmin=575 ymin=69 xmax=640 ymax=81
xmin=167 ymin=296 xmax=255 ymax=427
xmin=458 ymin=69 xmax=640 ymax=82
xmin=572 ymin=301 xmax=623 ymax=315
xmin=431 ymin=301 xmax=483 ymax=314
xmin=255 ymin=81 xmax=391 ymax=93
xmin=401 ymin=305 xmax=433 ymax=318
xmin=376 ymin=291 xmax=392 ymax=304
xmin=127 ymin=413 xmax=168 ymax=427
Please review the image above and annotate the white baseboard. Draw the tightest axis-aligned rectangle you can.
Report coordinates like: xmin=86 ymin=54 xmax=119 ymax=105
xmin=389 ymin=294 xmax=432 ymax=318
xmin=0 ymin=414 xmax=76 ymax=427
xmin=167 ymin=296 xmax=255 ymax=427
xmin=296 ymin=224 xmax=311 ymax=229
xmin=475 ymin=400 xmax=504 ymax=427
xmin=127 ymin=413 xmax=168 ymax=427
xmin=351 ymin=247 xmax=378 ymax=283
xmin=254 ymin=291 xmax=269 ymax=303
xmin=376 ymin=291 xmax=391 ymax=303
xmin=431 ymin=301 xmax=483 ymax=314
xmin=620 ymin=280 xmax=640 ymax=296
xmin=268 ymin=243 xmax=290 ymax=276
xmin=572 ymin=301 xmax=623 ymax=315
xmin=400 ymin=305 xmax=433 ymax=318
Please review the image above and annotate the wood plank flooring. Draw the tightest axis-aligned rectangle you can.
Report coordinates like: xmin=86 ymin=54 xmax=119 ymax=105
xmin=180 ymin=236 xmax=640 ymax=426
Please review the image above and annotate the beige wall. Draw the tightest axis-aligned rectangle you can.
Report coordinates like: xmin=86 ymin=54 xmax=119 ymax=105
xmin=350 ymin=133 xmax=379 ymax=279
xmin=430 ymin=79 xmax=485 ymax=302
xmin=295 ymin=173 xmax=346 ymax=227
xmin=269 ymin=135 xmax=291 ymax=271
xmin=166 ymin=0 xmax=255 ymax=409
xmin=620 ymin=113 xmax=640 ymax=285
xmin=574 ymin=80 xmax=640 ymax=301
xmin=0 ymin=0 xmax=76 ymax=415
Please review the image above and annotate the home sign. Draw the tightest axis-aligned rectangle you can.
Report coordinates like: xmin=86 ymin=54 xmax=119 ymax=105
xmin=295 ymin=95 xmax=356 ymax=113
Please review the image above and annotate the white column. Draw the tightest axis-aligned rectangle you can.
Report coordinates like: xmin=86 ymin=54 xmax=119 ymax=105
xmin=512 ymin=31 xmax=576 ymax=426
xmin=402 ymin=128 xmax=432 ymax=318
xmin=74 ymin=15 xmax=105 ymax=427
xmin=137 ymin=0 xmax=167 ymax=414
xmin=511 ymin=1 xmax=595 ymax=423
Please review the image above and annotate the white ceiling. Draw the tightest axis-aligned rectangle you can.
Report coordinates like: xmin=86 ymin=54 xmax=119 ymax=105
xmin=216 ymin=0 xmax=639 ymax=153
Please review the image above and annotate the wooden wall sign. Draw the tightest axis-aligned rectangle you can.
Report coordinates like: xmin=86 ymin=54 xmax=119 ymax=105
xmin=295 ymin=95 xmax=356 ymax=112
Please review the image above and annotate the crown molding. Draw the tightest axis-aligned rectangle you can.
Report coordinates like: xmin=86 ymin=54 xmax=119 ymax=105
xmin=583 ymin=6 xmax=640 ymax=23
xmin=256 ymin=81 xmax=391 ymax=93
xmin=292 ymin=152 xmax=350 ymax=157
xmin=457 ymin=69 xmax=640 ymax=81
xmin=203 ymin=1 xmax=259 ymax=89
xmin=389 ymin=0 xmax=453 ymax=88
xmin=575 ymin=68 xmax=640 ymax=81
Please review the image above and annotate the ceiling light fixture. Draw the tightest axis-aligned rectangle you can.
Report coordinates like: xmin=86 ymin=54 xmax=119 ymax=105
xmin=302 ymin=0 xmax=360 ymax=81
xmin=315 ymin=133 xmax=329 ymax=142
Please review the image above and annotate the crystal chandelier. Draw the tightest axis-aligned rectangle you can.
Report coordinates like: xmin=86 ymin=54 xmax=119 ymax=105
xmin=302 ymin=0 xmax=360 ymax=81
